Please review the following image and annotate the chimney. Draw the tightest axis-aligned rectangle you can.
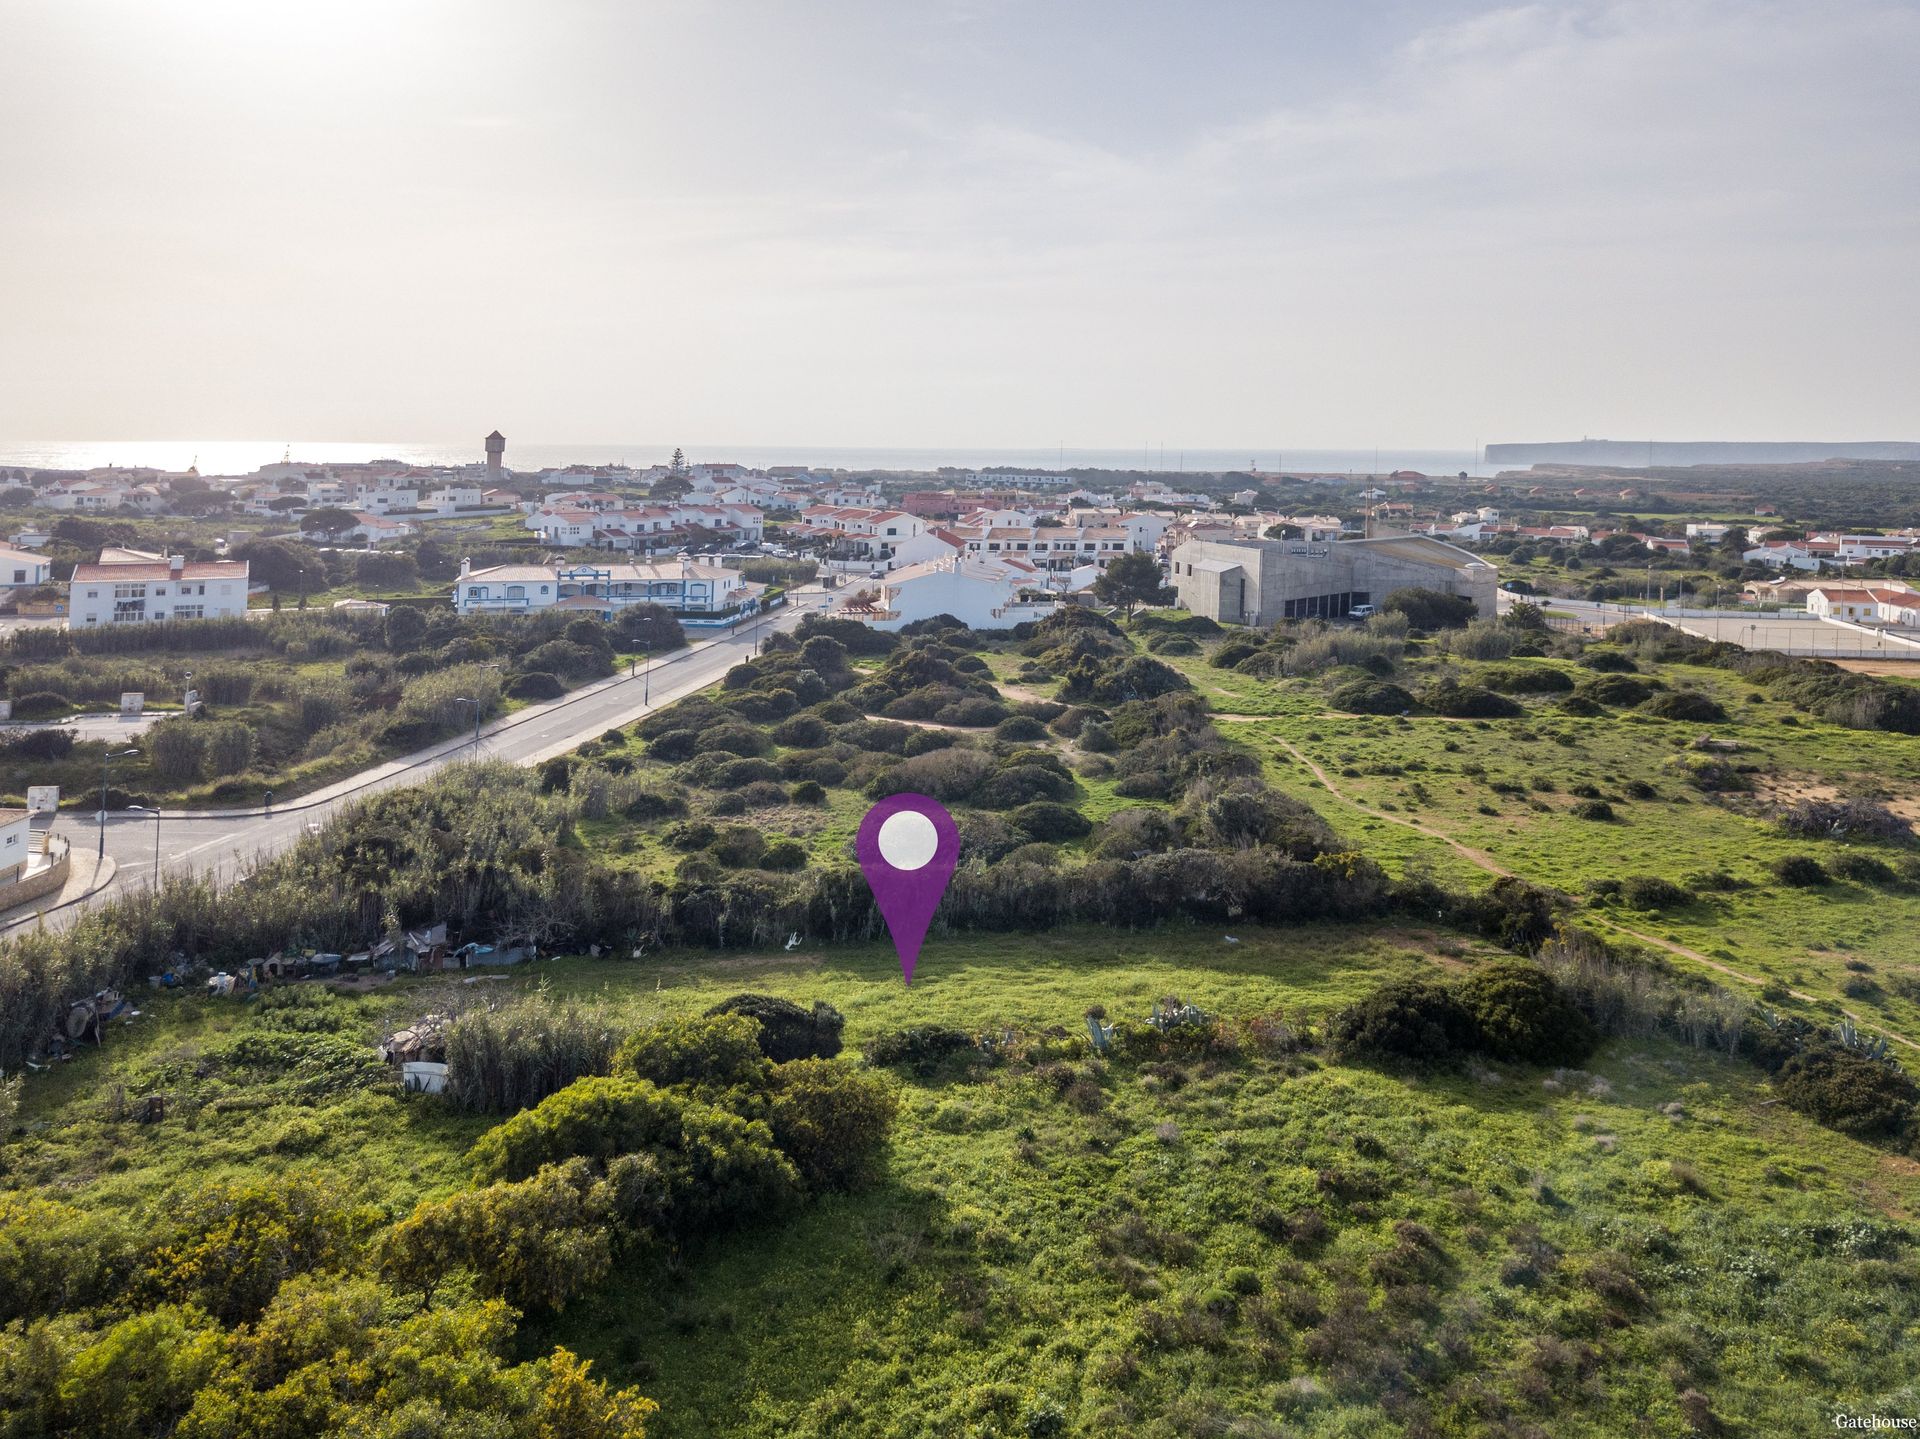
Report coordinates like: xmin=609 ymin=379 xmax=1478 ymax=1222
xmin=459 ymin=556 xmax=471 ymax=578
xmin=169 ymin=554 xmax=185 ymax=577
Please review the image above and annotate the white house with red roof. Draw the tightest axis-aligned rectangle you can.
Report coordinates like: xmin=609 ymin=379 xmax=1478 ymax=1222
xmin=1806 ymin=585 xmax=1920 ymax=625
xmin=68 ymin=551 xmax=250 ymax=628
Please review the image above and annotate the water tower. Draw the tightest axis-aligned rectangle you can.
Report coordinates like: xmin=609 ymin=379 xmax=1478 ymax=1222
xmin=484 ymin=430 xmax=505 ymax=480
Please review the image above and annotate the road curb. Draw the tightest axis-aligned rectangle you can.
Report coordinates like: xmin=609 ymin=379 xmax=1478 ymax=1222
xmin=0 ymin=855 xmax=117 ymax=931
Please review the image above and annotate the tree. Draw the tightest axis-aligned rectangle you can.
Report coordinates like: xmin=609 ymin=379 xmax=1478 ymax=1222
xmin=1382 ymin=587 xmax=1477 ymax=629
xmin=384 ymin=604 xmax=428 ymax=651
xmin=669 ymin=447 xmax=688 ymax=475
xmin=299 ymin=508 xmax=358 ymax=541
xmin=266 ymin=494 xmax=306 ymax=512
xmin=650 ymin=475 xmax=692 ymax=502
xmin=1092 ymin=551 xmax=1174 ymax=617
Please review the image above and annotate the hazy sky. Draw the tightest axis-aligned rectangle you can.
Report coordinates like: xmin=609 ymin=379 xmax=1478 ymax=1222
xmin=2 ymin=0 xmax=1916 ymax=448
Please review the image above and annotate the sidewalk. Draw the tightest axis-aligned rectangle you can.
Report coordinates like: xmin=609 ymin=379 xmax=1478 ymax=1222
xmin=0 ymin=849 xmax=117 ymax=929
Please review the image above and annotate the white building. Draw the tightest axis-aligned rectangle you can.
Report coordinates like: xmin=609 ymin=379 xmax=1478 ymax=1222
xmin=452 ymin=559 xmax=756 ymax=618
xmin=425 ymin=486 xmax=486 ymax=514
xmin=966 ymin=471 xmax=1073 ymax=489
xmin=68 ymin=552 xmax=250 ymax=628
xmin=1805 ymin=586 xmax=1920 ymax=625
xmin=1685 ymin=522 xmax=1733 ymax=543
xmin=0 ymin=546 xmax=52 ymax=591
xmin=838 ymin=556 xmax=1069 ymax=632
xmin=0 ymin=807 xmax=31 ymax=886
xmin=347 ymin=513 xmax=417 ymax=545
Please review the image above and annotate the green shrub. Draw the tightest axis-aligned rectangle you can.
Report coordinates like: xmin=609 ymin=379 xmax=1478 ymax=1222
xmin=1454 ymin=961 xmax=1595 ymax=1066
xmin=1643 ymin=690 xmax=1728 ymax=722
xmin=1775 ymin=1043 xmax=1918 ymax=1141
xmin=613 ymin=1014 xmax=769 ymax=1091
xmin=1576 ymin=674 xmax=1654 ymax=707
xmin=1832 ymin=852 xmax=1898 ymax=885
xmin=1571 ymin=799 xmax=1616 ymax=821
xmin=1620 ymin=875 xmax=1691 ymax=910
xmin=1771 ymin=854 xmax=1830 ymax=887
xmin=444 ymin=995 xmax=619 ymax=1115
xmin=862 ymin=1027 xmax=979 ymax=1068
xmin=1418 ymin=679 xmax=1522 ymax=719
xmin=704 ymin=994 xmax=845 ymax=1062
xmin=1328 ymin=679 xmax=1414 ymax=715
xmin=506 ymin=670 xmax=565 ymax=701
xmin=467 ymin=1077 xmax=800 ymax=1234
xmin=1480 ymin=665 xmax=1575 ymax=695
xmin=764 ymin=1059 xmax=899 ymax=1190
xmin=1327 ymin=980 xmax=1475 ymax=1066
xmin=1010 ymin=801 xmax=1092 ymax=842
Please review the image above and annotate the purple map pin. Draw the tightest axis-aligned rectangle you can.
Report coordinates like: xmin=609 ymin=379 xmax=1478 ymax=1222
xmin=856 ymin=793 xmax=959 ymax=984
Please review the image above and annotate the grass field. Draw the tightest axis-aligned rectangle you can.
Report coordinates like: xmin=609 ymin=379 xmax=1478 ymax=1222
xmin=10 ymin=927 xmax=1918 ymax=1438
xmin=1149 ymin=638 xmax=1920 ymax=1047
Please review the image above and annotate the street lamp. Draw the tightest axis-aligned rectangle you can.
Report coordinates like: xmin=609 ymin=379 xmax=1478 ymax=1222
xmin=129 ymin=804 xmax=161 ymax=884
xmin=98 ymin=747 xmax=139 ymax=861
xmin=454 ymin=696 xmax=480 ymax=747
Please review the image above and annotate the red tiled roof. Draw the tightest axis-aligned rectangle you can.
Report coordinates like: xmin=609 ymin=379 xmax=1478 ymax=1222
xmin=72 ymin=560 xmax=247 ymax=582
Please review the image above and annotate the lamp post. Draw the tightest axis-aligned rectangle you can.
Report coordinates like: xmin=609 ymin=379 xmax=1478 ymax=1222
xmin=98 ymin=747 xmax=139 ymax=861
xmin=129 ymin=804 xmax=161 ymax=883
xmin=643 ymin=634 xmax=652 ymax=705
xmin=454 ymin=696 xmax=480 ymax=747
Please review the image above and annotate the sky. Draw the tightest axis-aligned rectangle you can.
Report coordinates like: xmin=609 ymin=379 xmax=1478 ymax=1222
xmin=1 ymin=0 xmax=1916 ymax=450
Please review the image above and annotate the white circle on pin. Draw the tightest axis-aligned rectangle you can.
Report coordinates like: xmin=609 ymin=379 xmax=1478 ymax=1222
xmin=877 ymin=810 xmax=939 ymax=871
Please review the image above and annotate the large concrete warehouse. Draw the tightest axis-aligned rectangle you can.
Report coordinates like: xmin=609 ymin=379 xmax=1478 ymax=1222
xmin=1170 ymin=534 xmax=1497 ymax=625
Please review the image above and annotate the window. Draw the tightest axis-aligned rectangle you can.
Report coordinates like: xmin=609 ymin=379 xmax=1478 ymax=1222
xmin=10 ymin=570 xmax=21 ymax=584
xmin=174 ymin=605 xmax=203 ymax=621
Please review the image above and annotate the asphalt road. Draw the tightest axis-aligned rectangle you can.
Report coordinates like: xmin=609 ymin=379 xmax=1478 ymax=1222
xmin=11 ymin=595 xmax=821 ymax=932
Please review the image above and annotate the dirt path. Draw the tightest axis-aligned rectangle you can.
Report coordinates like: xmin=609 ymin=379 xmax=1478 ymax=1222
xmin=1269 ymin=735 xmax=1919 ymax=1051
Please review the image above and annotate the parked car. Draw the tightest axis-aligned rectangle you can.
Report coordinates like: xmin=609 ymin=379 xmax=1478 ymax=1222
xmin=1348 ymin=603 xmax=1378 ymax=619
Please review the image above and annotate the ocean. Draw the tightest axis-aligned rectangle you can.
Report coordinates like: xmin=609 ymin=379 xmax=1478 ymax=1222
xmin=0 ymin=440 xmax=1496 ymax=479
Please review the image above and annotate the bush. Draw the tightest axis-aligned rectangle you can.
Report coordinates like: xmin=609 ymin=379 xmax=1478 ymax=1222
xmin=1620 ymin=875 xmax=1691 ymax=910
xmin=1571 ymin=800 xmax=1616 ymax=821
xmin=1454 ymin=961 xmax=1595 ymax=1066
xmin=709 ymin=825 xmax=769 ymax=867
xmin=791 ymin=779 xmax=826 ymax=805
xmin=1575 ymin=674 xmax=1654 ymax=707
xmin=995 ymin=714 xmax=1050 ymax=742
xmin=444 ymin=996 xmax=619 ymax=1115
xmin=868 ymin=747 xmax=994 ymax=803
xmin=614 ymin=1013 xmax=770 ymax=1091
xmin=1419 ymin=679 xmax=1522 ymax=719
xmin=506 ymin=670 xmax=566 ymax=701
xmin=1643 ymin=690 xmax=1728 ymax=722
xmin=1382 ymin=588 xmax=1477 ymax=629
xmin=1579 ymin=649 xmax=1637 ymax=673
xmin=466 ymin=1077 xmax=799 ymax=1232
xmin=1775 ymin=1044 xmax=1918 ymax=1141
xmin=1777 ymin=798 xmax=1912 ymax=842
xmin=1010 ymin=801 xmax=1092 ymax=842
xmin=1771 ymin=854 xmax=1830 ymax=887
xmin=1328 ymin=679 xmax=1414 ymax=715
xmin=1832 ymin=852 xmax=1898 ymax=886
xmin=0 ymin=727 xmax=74 ymax=761
xmin=764 ymin=1059 xmax=899 ymax=1190
xmin=862 ymin=1027 xmax=978 ymax=1068
xmin=704 ymin=994 xmax=845 ymax=1062
xmin=975 ymin=763 xmax=1075 ymax=809
xmin=1327 ymin=980 xmax=1475 ymax=1066
xmin=761 ymin=838 xmax=808 ymax=871
xmin=1480 ymin=665 xmax=1575 ymax=695
xmin=8 ymin=690 xmax=71 ymax=720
